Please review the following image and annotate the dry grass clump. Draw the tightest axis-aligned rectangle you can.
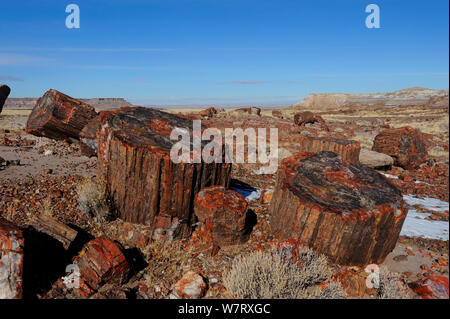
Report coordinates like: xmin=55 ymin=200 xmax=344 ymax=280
xmin=140 ymin=240 xmax=196 ymax=297
xmin=223 ymin=246 xmax=345 ymax=299
xmin=77 ymin=177 xmax=112 ymax=222
xmin=376 ymin=266 xmax=413 ymax=299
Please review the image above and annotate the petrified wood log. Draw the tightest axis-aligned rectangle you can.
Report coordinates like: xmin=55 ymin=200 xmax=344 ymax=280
xmin=294 ymin=111 xmax=329 ymax=131
xmin=372 ymin=126 xmax=428 ymax=170
xmin=26 ymin=89 xmax=98 ymax=140
xmin=298 ymin=135 xmax=360 ymax=163
xmin=97 ymin=107 xmax=232 ymax=238
xmin=269 ymin=151 xmax=408 ymax=266
xmin=29 ymin=215 xmax=78 ymax=250
xmin=0 ymin=217 xmax=24 ymax=299
xmin=237 ymin=107 xmax=261 ymax=116
xmin=73 ymin=236 xmax=130 ymax=296
xmin=199 ymin=107 xmax=217 ymax=118
xmin=0 ymin=83 xmax=11 ymax=114
xmin=272 ymin=110 xmax=283 ymax=119
xmin=194 ymin=186 xmax=250 ymax=246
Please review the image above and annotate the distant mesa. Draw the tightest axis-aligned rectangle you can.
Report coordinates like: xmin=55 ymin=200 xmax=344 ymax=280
xmin=290 ymin=87 xmax=449 ymax=111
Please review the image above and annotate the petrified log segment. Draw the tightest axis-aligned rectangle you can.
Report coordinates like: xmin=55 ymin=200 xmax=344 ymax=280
xmin=199 ymin=107 xmax=217 ymax=118
xmin=372 ymin=126 xmax=428 ymax=170
xmin=294 ymin=111 xmax=329 ymax=131
xmin=0 ymin=217 xmax=24 ymax=299
xmin=97 ymin=107 xmax=232 ymax=238
xmin=194 ymin=186 xmax=250 ymax=246
xmin=73 ymin=237 xmax=130 ymax=295
xmin=272 ymin=110 xmax=283 ymax=119
xmin=298 ymin=136 xmax=360 ymax=163
xmin=237 ymin=107 xmax=261 ymax=116
xmin=269 ymin=151 xmax=408 ymax=266
xmin=26 ymin=89 xmax=98 ymax=140
xmin=29 ymin=215 xmax=78 ymax=250
xmin=0 ymin=83 xmax=11 ymax=114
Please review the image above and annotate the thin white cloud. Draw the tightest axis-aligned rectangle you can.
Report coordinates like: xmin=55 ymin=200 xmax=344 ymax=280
xmin=217 ymin=80 xmax=265 ymax=85
xmin=0 ymin=75 xmax=24 ymax=82
xmin=0 ymin=47 xmax=175 ymax=53
xmin=0 ymin=53 xmax=54 ymax=66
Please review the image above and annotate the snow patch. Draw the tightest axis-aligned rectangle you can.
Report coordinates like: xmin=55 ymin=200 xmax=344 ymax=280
xmin=400 ymin=195 xmax=449 ymax=241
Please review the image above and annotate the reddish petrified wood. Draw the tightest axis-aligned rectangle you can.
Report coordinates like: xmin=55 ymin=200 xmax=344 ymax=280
xmin=0 ymin=217 xmax=24 ymax=299
xmin=372 ymin=126 xmax=428 ymax=170
xmin=272 ymin=110 xmax=283 ymax=119
xmin=199 ymin=107 xmax=217 ymax=118
xmin=237 ymin=107 xmax=261 ymax=116
xmin=194 ymin=186 xmax=250 ymax=246
xmin=73 ymin=236 xmax=130 ymax=294
xmin=269 ymin=151 xmax=408 ymax=266
xmin=97 ymin=107 xmax=232 ymax=238
xmin=294 ymin=111 xmax=329 ymax=131
xmin=298 ymin=135 xmax=361 ymax=163
xmin=26 ymin=89 xmax=98 ymax=140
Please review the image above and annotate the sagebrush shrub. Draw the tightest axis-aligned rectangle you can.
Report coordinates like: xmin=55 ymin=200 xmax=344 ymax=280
xmin=223 ymin=246 xmax=345 ymax=299
xmin=77 ymin=177 xmax=113 ymax=221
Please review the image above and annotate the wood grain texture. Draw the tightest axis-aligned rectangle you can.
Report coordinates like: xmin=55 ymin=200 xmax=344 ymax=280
xmin=269 ymin=151 xmax=408 ymax=266
xmin=97 ymin=107 xmax=232 ymax=238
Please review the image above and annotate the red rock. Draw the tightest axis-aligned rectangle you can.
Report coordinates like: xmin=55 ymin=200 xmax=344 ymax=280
xmin=332 ymin=267 xmax=366 ymax=297
xmin=0 ymin=217 xmax=24 ymax=299
xmin=372 ymin=126 xmax=428 ymax=170
xmin=298 ymin=135 xmax=360 ymax=163
xmin=269 ymin=151 xmax=408 ymax=266
xmin=194 ymin=186 xmax=250 ymax=246
xmin=259 ymin=188 xmax=274 ymax=204
xmin=412 ymin=276 xmax=449 ymax=299
xmin=73 ymin=236 xmax=130 ymax=294
xmin=171 ymin=271 xmax=207 ymax=299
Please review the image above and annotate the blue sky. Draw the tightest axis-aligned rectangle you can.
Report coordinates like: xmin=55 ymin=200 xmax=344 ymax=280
xmin=0 ymin=0 xmax=448 ymax=105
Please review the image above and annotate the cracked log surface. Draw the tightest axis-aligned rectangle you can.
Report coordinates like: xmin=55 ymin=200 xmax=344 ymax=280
xmin=298 ymin=136 xmax=360 ymax=163
xmin=26 ymin=89 xmax=98 ymax=141
xmin=194 ymin=186 xmax=250 ymax=246
xmin=97 ymin=107 xmax=232 ymax=238
xmin=269 ymin=151 xmax=408 ymax=266
xmin=372 ymin=126 xmax=428 ymax=170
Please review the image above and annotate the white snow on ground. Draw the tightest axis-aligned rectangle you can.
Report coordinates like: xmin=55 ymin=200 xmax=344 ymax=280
xmin=402 ymin=195 xmax=449 ymax=212
xmin=381 ymin=173 xmax=433 ymax=186
xmin=382 ymin=173 xmax=398 ymax=179
xmin=400 ymin=195 xmax=449 ymax=241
